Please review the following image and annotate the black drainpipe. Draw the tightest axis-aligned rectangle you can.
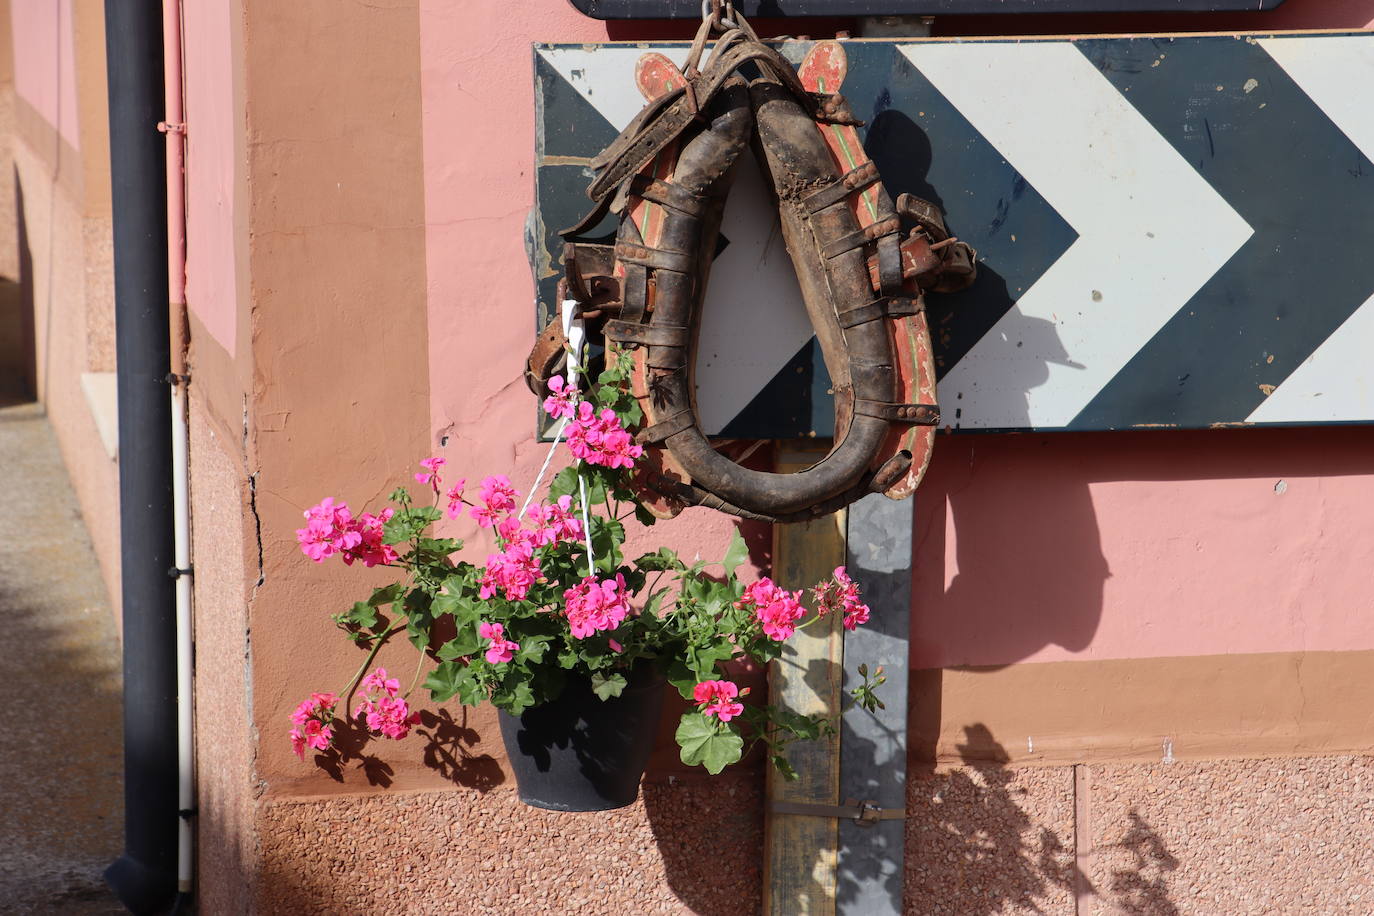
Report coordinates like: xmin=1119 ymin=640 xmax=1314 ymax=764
xmin=101 ymin=1 xmax=178 ymax=913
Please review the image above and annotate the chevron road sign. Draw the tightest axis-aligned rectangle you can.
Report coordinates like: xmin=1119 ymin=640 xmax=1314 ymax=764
xmin=531 ymin=33 xmax=1374 ymax=435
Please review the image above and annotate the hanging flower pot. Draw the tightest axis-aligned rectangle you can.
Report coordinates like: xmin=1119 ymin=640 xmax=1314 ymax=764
xmin=498 ymin=665 xmax=665 ymax=811
xmin=286 ymin=349 xmax=886 ymax=797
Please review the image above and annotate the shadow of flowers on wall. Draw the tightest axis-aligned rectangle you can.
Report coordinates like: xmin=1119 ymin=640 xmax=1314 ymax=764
xmin=414 ymin=708 xmax=506 ymax=791
xmin=1108 ymin=810 xmax=1180 ymax=916
xmin=907 ymin=725 xmax=1083 ymax=914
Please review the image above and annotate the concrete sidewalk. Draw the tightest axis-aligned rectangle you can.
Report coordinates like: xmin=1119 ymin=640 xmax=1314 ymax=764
xmin=0 ymin=401 xmax=124 ymax=914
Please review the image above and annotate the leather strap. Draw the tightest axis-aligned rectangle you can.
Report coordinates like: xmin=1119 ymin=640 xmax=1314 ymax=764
xmin=630 ymin=175 xmax=705 ymax=218
xmin=615 ymin=241 xmax=694 ymax=274
xmin=854 ymin=400 xmax=940 ymax=425
xmin=896 ymin=192 xmax=950 ymax=243
xmin=582 ymin=40 xmax=818 ymax=214
xmin=637 ymin=409 xmax=695 ymax=444
xmin=524 ymin=316 xmax=568 ymax=397
xmin=604 ymin=320 xmax=690 ymax=348
xmin=837 ymin=295 xmax=922 ymax=330
xmin=821 ymin=216 xmax=901 ymax=259
xmin=802 ymin=160 xmax=881 ymax=214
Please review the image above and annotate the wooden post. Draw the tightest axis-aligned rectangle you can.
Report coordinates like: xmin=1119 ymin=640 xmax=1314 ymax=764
xmin=764 ymin=449 xmax=847 ymax=916
xmin=838 ymin=493 xmax=912 ymax=915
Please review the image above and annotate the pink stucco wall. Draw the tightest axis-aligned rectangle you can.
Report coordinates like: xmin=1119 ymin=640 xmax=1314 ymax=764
xmin=9 ymin=0 xmax=79 ymax=151
xmin=911 ymin=428 xmax=1374 ymax=669
xmin=183 ymin=0 xmax=239 ymax=356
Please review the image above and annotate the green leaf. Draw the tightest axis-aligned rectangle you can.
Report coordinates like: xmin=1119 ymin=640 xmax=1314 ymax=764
xmin=425 ymin=661 xmax=473 ymax=703
xmin=548 ymin=466 xmax=581 ymax=501
xmin=721 ymin=528 xmax=749 ymax=578
xmin=368 ymin=583 xmax=406 ymax=608
xmin=634 ymin=547 xmax=683 ymax=572
xmin=589 ymin=516 xmax=624 ymax=573
xmin=770 ymin=754 xmax=798 ymax=781
xmin=457 ymin=674 xmax=487 ymax=706
xmin=345 ymin=601 xmax=378 ymax=629
xmin=516 ymin=635 xmax=551 ymax=665
xmin=388 ymin=486 xmax=410 ymax=504
xmin=642 ymin=587 xmax=670 ymax=619
xmin=590 ymin=672 xmax=628 ymax=701
xmin=437 ymin=626 xmax=481 ymax=661
xmin=675 ymin=712 xmax=743 ymax=774
xmin=688 ymin=641 xmax=735 ymax=682
xmin=666 ymin=658 xmax=698 ymax=699
xmin=417 ymin=536 xmax=461 ymax=558
xmin=382 ymin=505 xmax=442 ymax=545
xmin=493 ymin=681 xmax=536 ymax=716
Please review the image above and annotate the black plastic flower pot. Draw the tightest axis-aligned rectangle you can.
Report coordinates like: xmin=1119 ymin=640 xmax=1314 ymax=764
xmin=498 ymin=666 xmax=665 ymax=812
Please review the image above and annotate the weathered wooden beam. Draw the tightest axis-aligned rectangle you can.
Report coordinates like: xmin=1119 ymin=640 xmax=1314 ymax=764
xmin=764 ymin=449 xmax=847 ymax=916
xmin=837 ymin=493 xmax=912 ymax=916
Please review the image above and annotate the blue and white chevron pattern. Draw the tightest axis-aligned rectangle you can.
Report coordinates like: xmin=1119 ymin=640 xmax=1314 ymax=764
xmin=533 ymin=33 xmax=1374 ymax=435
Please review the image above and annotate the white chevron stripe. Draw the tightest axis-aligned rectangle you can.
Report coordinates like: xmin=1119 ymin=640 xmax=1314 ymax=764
xmin=1247 ymin=294 xmax=1374 ymax=424
xmin=900 ymin=43 xmax=1254 ymax=430
xmin=1247 ymin=37 xmax=1374 ymax=424
xmin=537 ymin=47 xmax=814 ymax=434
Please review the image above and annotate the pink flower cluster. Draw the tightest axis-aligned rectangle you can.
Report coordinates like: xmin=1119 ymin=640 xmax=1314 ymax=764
xmin=470 ymin=475 xmax=518 ymax=528
xmin=479 ymin=621 xmax=520 ymax=664
xmin=289 ymin=692 xmax=339 ymax=759
xmin=296 ymin=498 xmax=399 ymax=568
xmin=479 ymin=543 xmax=541 ymax=602
xmin=694 ymin=679 xmax=746 ymax=722
xmin=475 ymin=477 xmax=585 ymax=603
xmin=813 ymin=566 xmax=871 ymax=631
xmin=567 ymin=401 xmax=643 ymax=469
xmin=563 ymin=574 xmax=631 ymax=639
xmin=543 ymin=375 xmax=577 ymax=420
xmin=737 ymin=577 xmax=806 ymax=641
xmin=355 ymin=667 xmax=419 ymax=741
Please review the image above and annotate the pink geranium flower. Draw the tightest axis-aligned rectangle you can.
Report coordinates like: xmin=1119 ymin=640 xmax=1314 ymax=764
xmin=415 ymin=456 xmax=446 ymax=488
xmin=445 ymin=480 xmax=467 ymax=520
xmin=567 ymin=402 xmax=643 ymax=470
xmin=344 ymin=509 xmax=399 ymax=568
xmin=563 ymin=574 xmax=631 ymax=639
xmin=479 ymin=621 xmax=520 ymax=664
xmin=737 ymin=577 xmax=805 ymax=641
xmin=287 ymin=691 xmax=339 ymax=758
xmin=524 ymin=495 xmax=583 ymax=547
xmin=479 ymin=542 xmax=541 ymax=602
xmin=480 ymin=475 xmax=518 ymax=512
xmin=353 ymin=667 xmax=419 ymax=741
xmin=542 ymin=375 xmax=577 ymax=420
xmin=360 ymin=668 xmax=401 ymax=696
xmin=295 ymin=498 xmax=362 ymax=562
xmin=357 ymin=695 xmax=419 ymax=740
xmin=693 ymin=679 xmax=746 ymax=722
xmin=813 ymin=566 xmax=870 ymax=631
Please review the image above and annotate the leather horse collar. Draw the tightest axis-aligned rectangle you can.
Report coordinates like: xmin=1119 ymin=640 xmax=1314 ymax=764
xmin=528 ymin=15 xmax=975 ymax=522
